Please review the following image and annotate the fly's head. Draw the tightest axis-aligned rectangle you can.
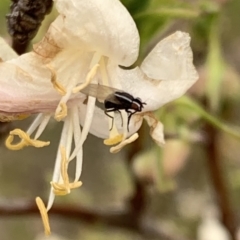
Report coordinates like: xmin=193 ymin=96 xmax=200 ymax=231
xmin=132 ymin=98 xmax=146 ymax=112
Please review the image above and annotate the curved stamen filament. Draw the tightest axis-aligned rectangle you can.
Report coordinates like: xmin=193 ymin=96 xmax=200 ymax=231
xmin=50 ymin=146 xmax=82 ymax=195
xmin=69 ymin=96 xmax=96 ymax=161
xmin=34 ymin=114 xmax=51 ymax=139
xmin=72 ymin=63 xmax=99 ymax=93
xmin=47 ymin=116 xmax=71 ymax=210
xmin=72 ymin=106 xmax=83 ymax=181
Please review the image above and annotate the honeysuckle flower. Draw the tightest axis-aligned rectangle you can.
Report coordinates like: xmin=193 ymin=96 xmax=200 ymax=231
xmin=0 ymin=0 xmax=198 ymax=233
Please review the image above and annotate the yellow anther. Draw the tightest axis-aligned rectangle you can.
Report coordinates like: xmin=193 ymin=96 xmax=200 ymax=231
xmin=46 ymin=64 xmax=66 ymax=95
xmin=72 ymin=63 xmax=99 ymax=93
xmin=35 ymin=197 xmax=51 ymax=236
xmin=104 ymin=134 xmax=123 ymax=146
xmin=50 ymin=146 xmax=82 ymax=196
xmin=53 ymin=189 xmax=69 ymax=196
xmin=60 ymin=146 xmax=69 ymax=188
xmin=110 ymin=133 xmax=139 ymax=153
xmin=5 ymin=129 xmax=50 ymax=150
xmin=0 ymin=113 xmax=30 ymax=122
xmin=55 ymin=103 xmax=67 ymax=121
xmin=51 ymin=181 xmax=82 ymax=196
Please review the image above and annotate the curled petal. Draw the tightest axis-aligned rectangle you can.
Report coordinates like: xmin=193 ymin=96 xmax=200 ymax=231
xmin=141 ymin=31 xmax=198 ymax=81
xmin=144 ymin=113 xmax=165 ymax=147
xmin=54 ymin=0 xmax=139 ymax=66
xmin=107 ymin=33 xmax=198 ymax=109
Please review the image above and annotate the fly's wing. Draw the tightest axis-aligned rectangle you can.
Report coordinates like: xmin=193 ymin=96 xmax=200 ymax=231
xmin=79 ymin=84 xmax=123 ymax=102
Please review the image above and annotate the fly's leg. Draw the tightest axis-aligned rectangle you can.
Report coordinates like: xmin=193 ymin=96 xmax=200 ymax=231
xmin=104 ymin=109 xmax=115 ymax=131
xmin=126 ymin=110 xmax=137 ymax=132
xmin=116 ymin=110 xmax=123 ymax=127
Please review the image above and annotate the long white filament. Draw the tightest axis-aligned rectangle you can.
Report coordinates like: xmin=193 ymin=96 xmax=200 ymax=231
xmin=69 ymin=52 xmax=102 ymax=161
xmin=47 ymin=115 xmax=72 ymax=210
xmin=69 ymin=96 xmax=96 ymax=161
xmin=26 ymin=113 xmax=44 ymax=135
xmin=34 ymin=114 xmax=51 ymax=139
xmin=71 ymin=106 xmax=83 ymax=182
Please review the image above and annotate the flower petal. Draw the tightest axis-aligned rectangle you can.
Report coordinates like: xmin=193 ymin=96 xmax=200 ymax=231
xmin=0 ymin=37 xmax=18 ymax=61
xmin=141 ymin=31 xmax=198 ymax=81
xmin=0 ymin=48 xmax=88 ymax=113
xmin=0 ymin=57 xmax=57 ymax=113
xmin=107 ymin=32 xmax=198 ymax=110
xmin=144 ymin=113 xmax=165 ymax=147
xmin=54 ymin=0 xmax=139 ymax=66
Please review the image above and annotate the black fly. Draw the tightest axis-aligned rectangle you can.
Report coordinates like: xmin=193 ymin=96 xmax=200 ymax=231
xmin=80 ymin=84 xmax=146 ymax=131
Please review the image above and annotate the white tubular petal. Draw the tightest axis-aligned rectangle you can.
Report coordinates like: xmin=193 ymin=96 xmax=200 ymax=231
xmin=78 ymin=102 xmax=143 ymax=139
xmin=144 ymin=113 xmax=165 ymax=147
xmin=54 ymin=0 xmax=139 ymax=66
xmin=0 ymin=38 xmax=18 ymax=61
xmin=0 ymin=54 xmax=59 ymax=113
xmin=0 ymin=51 xmax=86 ymax=114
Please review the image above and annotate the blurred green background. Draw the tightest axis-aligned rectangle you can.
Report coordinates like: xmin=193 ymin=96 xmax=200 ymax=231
xmin=1 ymin=0 xmax=240 ymax=240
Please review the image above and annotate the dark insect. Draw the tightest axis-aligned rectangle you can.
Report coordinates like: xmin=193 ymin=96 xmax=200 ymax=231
xmin=80 ymin=84 xmax=146 ymax=131
xmin=6 ymin=0 xmax=53 ymax=44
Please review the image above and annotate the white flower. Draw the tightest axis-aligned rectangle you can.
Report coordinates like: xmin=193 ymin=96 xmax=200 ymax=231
xmin=0 ymin=0 xmax=198 ymax=222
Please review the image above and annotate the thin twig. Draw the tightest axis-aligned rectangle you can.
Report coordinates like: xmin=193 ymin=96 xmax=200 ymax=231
xmin=0 ymin=199 xmax=191 ymax=240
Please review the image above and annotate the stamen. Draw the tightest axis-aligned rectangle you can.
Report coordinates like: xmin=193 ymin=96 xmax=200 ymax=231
xmin=35 ymin=197 xmax=51 ymax=236
xmin=34 ymin=114 xmax=51 ymax=139
xmin=72 ymin=63 xmax=99 ymax=93
xmin=55 ymin=103 xmax=67 ymax=121
xmin=69 ymin=97 xmax=96 ymax=161
xmin=103 ymin=112 xmax=124 ymax=146
xmin=47 ymin=117 xmax=71 ymax=210
xmin=104 ymin=134 xmax=123 ymax=145
xmin=110 ymin=133 xmax=139 ymax=153
xmin=51 ymin=181 xmax=82 ymax=195
xmin=99 ymin=57 xmax=109 ymax=86
xmin=50 ymin=146 xmax=82 ymax=196
xmin=6 ymin=129 xmax=50 ymax=150
xmin=0 ymin=113 xmax=30 ymax=122
xmin=71 ymin=106 xmax=83 ymax=181
xmin=27 ymin=114 xmax=45 ymax=135
xmin=47 ymin=65 xmax=66 ymax=96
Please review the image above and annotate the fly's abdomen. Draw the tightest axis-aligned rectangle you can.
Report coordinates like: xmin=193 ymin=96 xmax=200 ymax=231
xmin=104 ymin=100 xmax=124 ymax=110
